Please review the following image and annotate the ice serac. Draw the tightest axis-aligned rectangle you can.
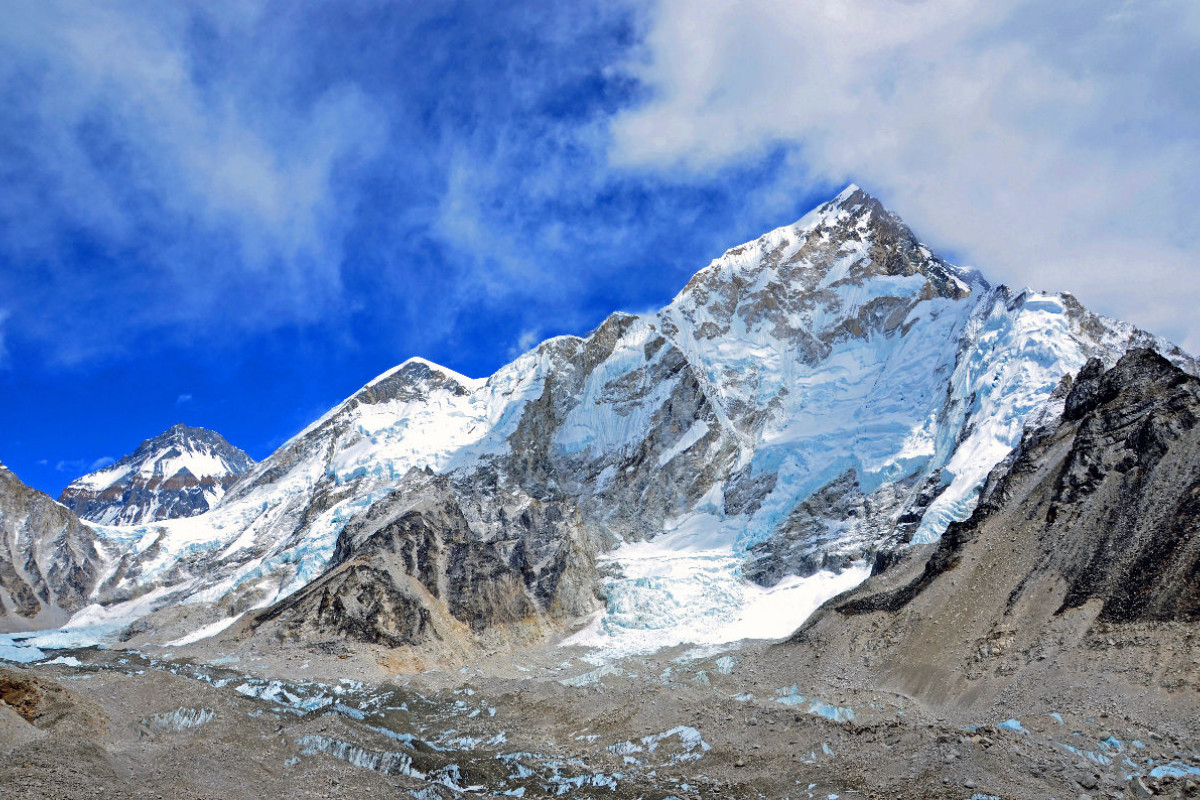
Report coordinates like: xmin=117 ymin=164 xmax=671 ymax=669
xmin=6 ymin=185 xmax=1193 ymax=653
xmin=58 ymin=424 xmax=255 ymax=525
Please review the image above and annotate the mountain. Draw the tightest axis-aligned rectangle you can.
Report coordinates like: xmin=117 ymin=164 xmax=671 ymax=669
xmin=786 ymin=348 xmax=1200 ymax=711
xmin=58 ymin=424 xmax=254 ymax=525
xmin=0 ymin=464 xmax=108 ymax=633
xmin=2 ymin=185 xmax=1193 ymax=656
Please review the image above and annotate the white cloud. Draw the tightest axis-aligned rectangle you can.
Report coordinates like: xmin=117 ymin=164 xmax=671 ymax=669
xmin=55 ymin=455 xmax=114 ymax=475
xmin=0 ymin=1 xmax=387 ymax=356
xmin=611 ymin=0 xmax=1200 ymax=351
xmin=507 ymin=328 xmax=544 ymax=360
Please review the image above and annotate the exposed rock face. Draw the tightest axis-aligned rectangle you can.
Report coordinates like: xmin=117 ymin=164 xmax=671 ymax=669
xmin=252 ymin=475 xmax=600 ymax=651
xmin=790 ymin=349 xmax=1200 ymax=706
xmin=59 ymin=424 xmax=254 ymax=525
xmin=1053 ymin=350 xmax=1200 ymax=621
xmin=3 ymin=185 xmax=1194 ymax=652
xmin=0 ymin=465 xmax=104 ymax=632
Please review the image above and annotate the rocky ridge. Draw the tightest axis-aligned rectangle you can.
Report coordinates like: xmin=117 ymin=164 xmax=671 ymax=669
xmin=0 ymin=465 xmax=108 ymax=632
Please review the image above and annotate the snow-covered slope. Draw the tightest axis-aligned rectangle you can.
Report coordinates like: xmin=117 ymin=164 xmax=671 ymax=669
xmin=6 ymin=185 xmax=1193 ymax=655
xmin=59 ymin=424 xmax=255 ymax=525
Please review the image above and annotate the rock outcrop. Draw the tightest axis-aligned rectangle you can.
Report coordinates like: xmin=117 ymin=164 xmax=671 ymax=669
xmin=250 ymin=474 xmax=601 ymax=654
xmin=788 ymin=349 xmax=1200 ymax=707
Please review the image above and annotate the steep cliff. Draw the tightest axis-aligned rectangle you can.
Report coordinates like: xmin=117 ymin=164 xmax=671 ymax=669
xmin=0 ymin=465 xmax=105 ymax=632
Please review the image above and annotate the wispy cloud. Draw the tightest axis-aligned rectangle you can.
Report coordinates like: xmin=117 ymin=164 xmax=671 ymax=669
xmin=0 ymin=1 xmax=837 ymax=380
xmin=611 ymin=0 xmax=1200 ymax=350
xmin=0 ymin=2 xmax=662 ymax=372
xmin=55 ymin=455 xmax=113 ymax=475
xmin=176 ymin=394 xmax=193 ymax=405
xmin=0 ymin=1 xmax=387 ymax=364
xmin=506 ymin=328 xmax=544 ymax=360
xmin=6 ymin=0 xmax=1193 ymax=385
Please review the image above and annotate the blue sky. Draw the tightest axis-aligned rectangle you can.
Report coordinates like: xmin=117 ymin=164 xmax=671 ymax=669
xmin=2 ymin=0 xmax=1197 ymax=496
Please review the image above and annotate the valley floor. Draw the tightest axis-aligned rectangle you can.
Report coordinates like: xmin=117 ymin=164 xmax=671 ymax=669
xmin=3 ymin=631 xmax=1199 ymax=799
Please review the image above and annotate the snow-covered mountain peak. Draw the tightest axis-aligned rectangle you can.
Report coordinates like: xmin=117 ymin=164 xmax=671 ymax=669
xmin=363 ymin=356 xmax=481 ymax=397
xmin=220 ymin=353 xmax=497 ymax=513
xmin=661 ymin=185 xmax=981 ymax=389
xmin=58 ymin=424 xmax=254 ymax=525
xmin=685 ymin=185 xmax=975 ymax=309
xmin=74 ymin=424 xmax=252 ymax=490
xmin=834 ymin=181 xmax=862 ymax=200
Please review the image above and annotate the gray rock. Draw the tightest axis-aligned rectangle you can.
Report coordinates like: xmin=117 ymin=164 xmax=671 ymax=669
xmin=827 ymin=350 xmax=1200 ymax=624
xmin=1129 ymin=775 xmax=1153 ymax=798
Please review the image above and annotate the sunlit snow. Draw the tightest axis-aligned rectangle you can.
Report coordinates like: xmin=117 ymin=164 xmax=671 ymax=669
xmin=165 ymin=613 xmax=245 ymax=647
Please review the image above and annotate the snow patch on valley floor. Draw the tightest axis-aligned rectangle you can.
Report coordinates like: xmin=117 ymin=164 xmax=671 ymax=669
xmin=563 ymin=535 xmax=870 ymax=655
xmin=42 ymin=655 xmax=83 ymax=667
xmin=165 ymin=613 xmax=245 ymax=646
xmin=143 ymin=707 xmax=215 ymax=733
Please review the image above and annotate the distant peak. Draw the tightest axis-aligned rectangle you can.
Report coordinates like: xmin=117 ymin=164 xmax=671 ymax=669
xmin=129 ymin=424 xmax=251 ymax=464
xmin=58 ymin=421 xmax=255 ymax=524
xmin=152 ymin=423 xmax=230 ymax=448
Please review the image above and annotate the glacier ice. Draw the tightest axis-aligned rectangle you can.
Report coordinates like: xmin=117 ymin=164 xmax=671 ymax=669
xmin=142 ymin=707 xmax=215 ymax=733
